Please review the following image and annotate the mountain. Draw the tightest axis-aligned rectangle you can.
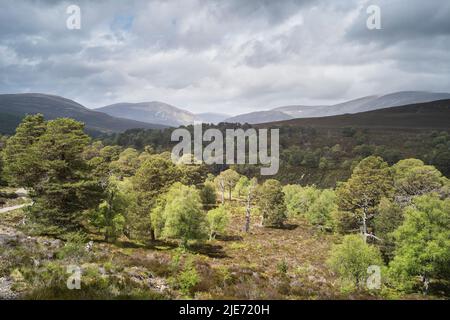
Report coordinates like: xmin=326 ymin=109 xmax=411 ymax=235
xmin=257 ymin=99 xmax=450 ymax=130
xmin=225 ymin=91 xmax=450 ymax=124
xmin=97 ymin=102 xmax=230 ymax=126
xmin=224 ymin=110 xmax=294 ymax=124
xmin=0 ymin=93 xmax=165 ymax=135
xmin=96 ymin=101 xmax=195 ymax=127
xmin=194 ymin=112 xmax=230 ymax=124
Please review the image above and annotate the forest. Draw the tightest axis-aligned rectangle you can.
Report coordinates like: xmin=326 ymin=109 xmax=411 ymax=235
xmin=0 ymin=114 xmax=449 ymax=300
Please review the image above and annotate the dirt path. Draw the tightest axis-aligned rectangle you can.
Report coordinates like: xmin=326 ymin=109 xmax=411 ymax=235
xmin=0 ymin=203 xmax=31 ymax=214
xmin=0 ymin=188 xmax=32 ymax=214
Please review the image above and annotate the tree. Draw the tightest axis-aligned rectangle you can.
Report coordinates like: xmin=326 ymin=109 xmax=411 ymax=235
xmin=243 ymin=177 xmax=258 ymax=232
xmin=110 ymin=148 xmax=140 ymax=178
xmin=336 ymin=156 xmax=393 ymax=242
xmin=388 ymin=194 xmax=450 ymax=294
xmin=283 ymin=185 xmax=320 ymax=217
xmin=327 ymin=234 xmax=383 ymax=289
xmin=132 ymin=155 xmax=182 ymax=241
xmin=392 ymin=159 xmax=445 ymax=205
xmin=151 ymin=183 xmax=207 ymax=247
xmin=206 ymin=205 xmax=229 ymax=240
xmin=373 ymin=198 xmax=404 ymax=261
xmin=177 ymin=161 xmax=208 ymax=187
xmin=257 ymin=179 xmax=287 ymax=228
xmin=306 ymin=189 xmax=337 ymax=230
xmin=3 ymin=117 xmax=102 ymax=231
xmin=218 ymin=169 xmax=240 ymax=201
xmin=88 ymin=176 xmax=129 ymax=242
xmin=2 ymin=114 xmax=46 ymax=187
xmin=0 ymin=135 xmax=7 ymax=185
xmin=200 ymin=180 xmax=217 ymax=209
xmin=28 ymin=118 xmax=103 ymax=230
xmin=234 ymin=176 xmax=250 ymax=198
xmin=214 ymin=175 xmax=226 ymax=204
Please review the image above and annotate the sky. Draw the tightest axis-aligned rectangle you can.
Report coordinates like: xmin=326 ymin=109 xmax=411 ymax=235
xmin=0 ymin=0 xmax=449 ymax=115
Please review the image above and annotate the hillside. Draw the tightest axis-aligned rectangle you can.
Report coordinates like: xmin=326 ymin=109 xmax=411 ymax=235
xmin=195 ymin=112 xmax=230 ymax=124
xmin=97 ymin=102 xmax=230 ymax=126
xmin=225 ymin=110 xmax=293 ymax=124
xmin=226 ymin=91 xmax=450 ymax=124
xmin=259 ymin=99 xmax=450 ymax=129
xmin=96 ymin=101 xmax=196 ymax=127
xmin=0 ymin=94 xmax=165 ymax=135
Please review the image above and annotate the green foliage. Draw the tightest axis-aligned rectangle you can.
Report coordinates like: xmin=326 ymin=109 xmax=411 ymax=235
xmin=171 ymin=259 xmax=200 ymax=297
xmin=110 ymin=148 xmax=141 ymax=178
xmin=306 ymin=189 xmax=337 ymax=230
xmin=200 ymin=181 xmax=217 ymax=209
xmin=234 ymin=176 xmax=250 ymax=198
xmin=335 ymin=156 xmax=393 ymax=236
xmin=342 ymin=127 xmax=357 ymax=137
xmin=283 ymin=184 xmax=336 ymax=230
xmin=2 ymin=114 xmax=46 ymax=187
xmin=328 ymin=234 xmax=383 ymax=288
xmin=88 ymin=176 xmax=129 ymax=242
xmin=257 ymin=179 xmax=287 ymax=227
xmin=374 ymin=198 xmax=404 ymax=261
xmin=151 ymin=183 xmax=207 ymax=247
xmin=282 ymin=185 xmax=320 ymax=217
xmin=388 ymin=194 xmax=450 ymax=293
xmin=0 ymin=134 xmax=7 ymax=185
xmin=276 ymin=260 xmax=288 ymax=274
xmin=219 ymin=169 xmax=240 ymax=200
xmin=131 ymin=154 xmax=183 ymax=240
xmin=206 ymin=205 xmax=229 ymax=240
xmin=56 ymin=232 xmax=88 ymax=261
xmin=392 ymin=159 xmax=445 ymax=203
xmin=3 ymin=116 xmax=103 ymax=231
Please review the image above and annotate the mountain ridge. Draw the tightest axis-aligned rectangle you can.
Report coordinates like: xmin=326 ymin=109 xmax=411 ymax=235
xmin=0 ymin=93 xmax=166 ymax=135
xmin=255 ymin=98 xmax=450 ymax=129
xmin=96 ymin=101 xmax=230 ymax=126
xmin=225 ymin=91 xmax=450 ymax=124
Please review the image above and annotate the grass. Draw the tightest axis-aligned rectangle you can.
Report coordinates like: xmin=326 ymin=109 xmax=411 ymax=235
xmin=1 ymin=197 xmax=445 ymax=300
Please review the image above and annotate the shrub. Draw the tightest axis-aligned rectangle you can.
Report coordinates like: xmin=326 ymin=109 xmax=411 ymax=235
xmin=327 ymin=235 xmax=383 ymax=289
xmin=206 ymin=205 xmax=229 ymax=240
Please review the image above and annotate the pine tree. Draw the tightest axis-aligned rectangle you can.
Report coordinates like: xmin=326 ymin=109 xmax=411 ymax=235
xmin=132 ymin=155 xmax=182 ymax=241
xmin=257 ymin=179 xmax=287 ymax=228
xmin=336 ymin=156 xmax=393 ymax=242
xmin=29 ymin=118 xmax=103 ymax=230
xmin=2 ymin=114 xmax=46 ymax=187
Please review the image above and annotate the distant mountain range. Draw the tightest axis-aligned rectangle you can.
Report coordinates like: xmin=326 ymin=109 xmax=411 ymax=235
xmin=0 ymin=93 xmax=166 ymax=135
xmin=96 ymin=102 xmax=230 ymax=127
xmin=1 ymin=91 xmax=449 ymax=135
xmin=225 ymin=91 xmax=450 ymax=124
xmin=257 ymin=99 xmax=450 ymax=130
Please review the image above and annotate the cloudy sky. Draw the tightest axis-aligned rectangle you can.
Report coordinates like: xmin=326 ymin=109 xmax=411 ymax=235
xmin=0 ymin=0 xmax=449 ymax=114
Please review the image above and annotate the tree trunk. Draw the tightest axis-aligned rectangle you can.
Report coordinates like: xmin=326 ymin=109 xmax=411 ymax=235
xmin=150 ymin=228 xmax=155 ymax=242
xmin=245 ymin=203 xmax=251 ymax=232
xmin=421 ymin=274 xmax=430 ymax=295
xmin=244 ymin=183 xmax=256 ymax=233
xmin=229 ymin=188 xmax=232 ymax=201
xmin=361 ymin=201 xmax=368 ymax=243
xmin=362 ymin=210 xmax=367 ymax=242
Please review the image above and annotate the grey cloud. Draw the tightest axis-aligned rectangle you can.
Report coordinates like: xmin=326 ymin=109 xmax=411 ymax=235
xmin=0 ymin=0 xmax=449 ymax=114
